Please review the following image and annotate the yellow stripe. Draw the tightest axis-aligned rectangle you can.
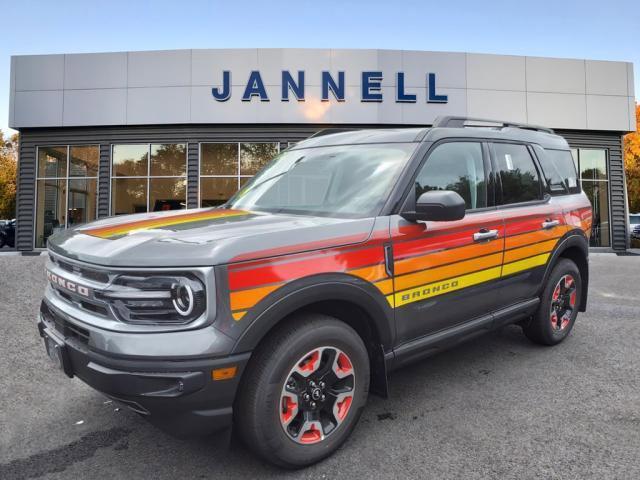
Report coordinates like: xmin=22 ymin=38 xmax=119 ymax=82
xmin=502 ymin=253 xmax=550 ymax=277
xmin=85 ymin=210 xmax=247 ymax=238
xmin=232 ymin=311 xmax=247 ymax=321
xmin=390 ymin=266 xmax=502 ymax=308
xmin=394 ymin=252 xmax=503 ymax=292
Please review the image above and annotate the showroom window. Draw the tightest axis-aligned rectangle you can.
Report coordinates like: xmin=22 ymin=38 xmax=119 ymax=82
xmin=111 ymin=144 xmax=187 ymax=215
xmin=571 ymin=148 xmax=610 ymax=247
xmin=35 ymin=146 xmax=99 ymax=248
xmin=199 ymin=143 xmax=279 ymax=207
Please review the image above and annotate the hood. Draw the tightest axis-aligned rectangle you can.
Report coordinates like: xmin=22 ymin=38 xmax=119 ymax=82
xmin=48 ymin=208 xmax=376 ymax=268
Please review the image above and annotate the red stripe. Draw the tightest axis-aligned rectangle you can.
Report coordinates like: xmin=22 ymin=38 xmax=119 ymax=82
xmin=393 ymin=223 xmax=504 ymax=259
xmin=229 ymin=245 xmax=385 ymax=291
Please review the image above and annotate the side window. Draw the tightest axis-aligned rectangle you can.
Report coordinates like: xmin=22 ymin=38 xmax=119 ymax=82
xmin=540 ymin=149 xmax=580 ymax=195
xmin=415 ymin=142 xmax=487 ymax=210
xmin=494 ymin=143 xmax=542 ymax=204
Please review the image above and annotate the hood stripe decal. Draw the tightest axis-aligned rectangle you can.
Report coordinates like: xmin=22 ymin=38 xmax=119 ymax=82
xmin=81 ymin=209 xmax=249 ymax=239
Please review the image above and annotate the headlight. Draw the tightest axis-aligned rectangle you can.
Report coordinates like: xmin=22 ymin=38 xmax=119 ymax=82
xmin=96 ymin=273 xmax=206 ymax=325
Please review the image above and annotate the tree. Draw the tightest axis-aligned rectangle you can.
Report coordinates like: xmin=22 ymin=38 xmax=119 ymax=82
xmin=0 ymin=131 xmax=18 ymax=219
xmin=624 ymin=104 xmax=640 ymax=213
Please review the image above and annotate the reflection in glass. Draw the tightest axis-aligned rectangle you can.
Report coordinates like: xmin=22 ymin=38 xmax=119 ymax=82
xmin=149 ymin=178 xmax=186 ymax=211
xmin=111 ymin=178 xmax=147 ymax=215
xmin=200 ymin=177 xmax=239 ymax=207
xmin=240 ymin=143 xmax=279 ymax=175
xmin=582 ymin=181 xmax=610 ymax=247
xmin=150 ymin=144 xmax=187 ymax=176
xmin=70 ymin=146 xmax=99 ymax=177
xmin=579 ymin=149 xmax=607 ymax=180
xmin=201 ymin=144 xmax=238 ymax=175
xmin=38 ymin=146 xmax=67 ymax=178
xmin=67 ymin=179 xmax=97 ymax=227
xmin=36 ymin=179 xmax=67 ymax=248
xmin=112 ymin=145 xmax=148 ymax=177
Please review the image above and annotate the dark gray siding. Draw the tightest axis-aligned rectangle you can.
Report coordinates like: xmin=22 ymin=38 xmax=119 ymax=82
xmin=556 ymin=130 xmax=627 ymax=251
xmin=15 ymin=124 xmax=628 ymax=251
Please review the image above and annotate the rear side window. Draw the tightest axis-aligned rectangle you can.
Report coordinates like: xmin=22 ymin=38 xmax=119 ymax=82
xmin=493 ymin=143 xmax=542 ymax=204
xmin=540 ymin=149 xmax=580 ymax=195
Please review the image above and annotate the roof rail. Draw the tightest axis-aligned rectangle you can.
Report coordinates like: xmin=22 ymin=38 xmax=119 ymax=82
xmin=432 ymin=116 xmax=554 ymax=134
xmin=308 ymin=128 xmax=354 ymax=138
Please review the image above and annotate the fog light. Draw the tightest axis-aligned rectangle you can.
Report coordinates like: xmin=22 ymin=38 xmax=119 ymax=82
xmin=212 ymin=366 xmax=237 ymax=381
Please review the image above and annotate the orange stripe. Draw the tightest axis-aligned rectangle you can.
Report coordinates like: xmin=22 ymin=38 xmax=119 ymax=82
xmin=230 ymin=283 xmax=282 ymax=311
xmin=504 ymin=227 xmax=567 ymax=250
xmin=394 ymin=252 xmax=503 ymax=292
xmin=232 ymin=311 xmax=247 ymax=321
xmin=349 ymin=264 xmax=388 ymax=283
xmin=84 ymin=209 xmax=248 ymax=238
xmin=394 ymin=239 xmax=502 ymax=276
xmin=374 ymin=278 xmax=394 ymax=295
xmin=503 ymin=239 xmax=558 ymax=263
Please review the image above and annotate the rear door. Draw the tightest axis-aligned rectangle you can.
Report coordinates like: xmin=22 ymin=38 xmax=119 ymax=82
xmin=391 ymin=140 xmax=506 ymax=345
xmin=491 ymin=142 xmax=566 ymax=306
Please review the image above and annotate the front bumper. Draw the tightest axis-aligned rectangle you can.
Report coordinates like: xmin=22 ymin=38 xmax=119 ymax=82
xmin=37 ymin=305 xmax=250 ymax=437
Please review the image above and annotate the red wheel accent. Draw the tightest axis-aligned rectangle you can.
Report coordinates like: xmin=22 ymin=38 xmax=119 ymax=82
xmin=300 ymin=424 xmax=323 ymax=444
xmin=336 ymin=352 xmax=353 ymax=376
xmin=298 ymin=350 xmax=321 ymax=374
xmin=550 ymin=274 xmax=576 ymax=332
xmin=335 ymin=395 xmax=353 ymax=421
xmin=280 ymin=346 xmax=355 ymax=445
xmin=281 ymin=395 xmax=297 ymax=424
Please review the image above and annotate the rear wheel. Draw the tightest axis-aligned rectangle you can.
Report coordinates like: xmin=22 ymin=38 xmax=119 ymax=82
xmin=523 ymin=258 xmax=581 ymax=345
xmin=235 ymin=313 xmax=369 ymax=468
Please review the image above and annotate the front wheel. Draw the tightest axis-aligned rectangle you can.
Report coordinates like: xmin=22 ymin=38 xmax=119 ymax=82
xmin=523 ymin=258 xmax=581 ymax=345
xmin=235 ymin=314 xmax=370 ymax=468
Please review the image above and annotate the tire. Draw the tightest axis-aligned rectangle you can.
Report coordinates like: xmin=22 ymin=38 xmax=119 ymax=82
xmin=0 ymin=236 xmax=5 ymax=249
xmin=235 ymin=313 xmax=370 ymax=468
xmin=523 ymin=258 xmax=581 ymax=346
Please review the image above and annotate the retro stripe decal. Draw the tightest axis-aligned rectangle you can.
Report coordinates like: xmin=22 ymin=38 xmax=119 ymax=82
xmin=81 ymin=209 xmax=249 ymax=239
xmin=226 ymin=205 xmax=590 ymax=320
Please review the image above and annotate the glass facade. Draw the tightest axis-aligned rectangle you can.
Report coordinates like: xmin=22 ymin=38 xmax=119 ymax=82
xmin=111 ymin=144 xmax=187 ymax=214
xmin=200 ymin=143 xmax=279 ymax=207
xmin=35 ymin=146 xmax=99 ymax=248
xmin=28 ymin=138 xmax=619 ymax=250
xmin=572 ymin=148 xmax=610 ymax=247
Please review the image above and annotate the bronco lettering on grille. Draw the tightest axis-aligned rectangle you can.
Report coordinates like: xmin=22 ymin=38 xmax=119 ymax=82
xmin=46 ymin=270 xmax=91 ymax=297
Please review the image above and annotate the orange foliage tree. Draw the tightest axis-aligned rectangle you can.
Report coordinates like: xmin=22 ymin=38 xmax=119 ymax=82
xmin=0 ymin=131 xmax=18 ymax=219
xmin=624 ymin=104 xmax=640 ymax=213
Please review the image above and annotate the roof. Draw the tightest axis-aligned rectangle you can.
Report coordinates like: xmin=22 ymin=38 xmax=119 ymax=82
xmin=292 ymin=122 xmax=569 ymax=150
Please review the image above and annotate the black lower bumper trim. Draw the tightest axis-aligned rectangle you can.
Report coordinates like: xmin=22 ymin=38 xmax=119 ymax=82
xmin=37 ymin=317 xmax=251 ymax=437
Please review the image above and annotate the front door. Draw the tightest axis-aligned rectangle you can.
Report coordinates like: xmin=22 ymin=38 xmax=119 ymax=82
xmin=391 ymin=140 xmax=506 ymax=345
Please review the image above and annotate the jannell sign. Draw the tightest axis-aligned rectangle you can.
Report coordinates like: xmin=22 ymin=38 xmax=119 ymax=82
xmin=212 ymin=71 xmax=448 ymax=104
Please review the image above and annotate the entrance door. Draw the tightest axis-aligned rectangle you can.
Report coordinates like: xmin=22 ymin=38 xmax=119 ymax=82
xmin=391 ymin=141 xmax=506 ymax=344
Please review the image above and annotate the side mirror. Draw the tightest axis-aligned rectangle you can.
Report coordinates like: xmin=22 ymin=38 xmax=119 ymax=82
xmin=402 ymin=190 xmax=466 ymax=222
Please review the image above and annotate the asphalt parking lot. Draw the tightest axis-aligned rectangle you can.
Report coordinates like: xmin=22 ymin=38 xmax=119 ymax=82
xmin=0 ymin=253 xmax=638 ymax=479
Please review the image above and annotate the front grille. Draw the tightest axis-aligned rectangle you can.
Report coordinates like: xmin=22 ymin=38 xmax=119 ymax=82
xmin=50 ymin=254 xmax=109 ymax=284
xmin=41 ymin=302 xmax=90 ymax=345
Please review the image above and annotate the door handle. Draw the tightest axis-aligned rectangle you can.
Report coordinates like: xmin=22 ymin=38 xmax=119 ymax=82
xmin=541 ymin=219 xmax=560 ymax=230
xmin=473 ymin=229 xmax=498 ymax=242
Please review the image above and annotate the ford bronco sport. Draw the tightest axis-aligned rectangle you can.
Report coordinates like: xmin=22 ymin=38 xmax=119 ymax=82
xmin=38 ymin=116 xmax=592 ymax=468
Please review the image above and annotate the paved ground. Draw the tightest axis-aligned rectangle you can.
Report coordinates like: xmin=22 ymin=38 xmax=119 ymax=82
xmin=0 ymin=253 xmax=638 ymax=479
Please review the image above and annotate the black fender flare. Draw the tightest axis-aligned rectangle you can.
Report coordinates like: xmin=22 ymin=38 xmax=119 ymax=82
xmin=230 ymin=273 xmax=394 ymax=355
xmin=539 ymin=229 xmax=590 ymax=311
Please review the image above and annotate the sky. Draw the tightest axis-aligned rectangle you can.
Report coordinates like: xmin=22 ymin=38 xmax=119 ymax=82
xmin=0 ymin=0 xmax=638 ymax=135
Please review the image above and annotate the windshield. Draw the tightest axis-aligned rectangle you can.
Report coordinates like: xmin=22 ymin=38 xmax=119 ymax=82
xmin=630 ymin=215 xmax=640 ymax=225
xmin=226 ymin=143 xmax=416 ymax=218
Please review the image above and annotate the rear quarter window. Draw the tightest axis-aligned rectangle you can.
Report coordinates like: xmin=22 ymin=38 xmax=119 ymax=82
xmin=539 ymin=149 xmax=581 ymax=195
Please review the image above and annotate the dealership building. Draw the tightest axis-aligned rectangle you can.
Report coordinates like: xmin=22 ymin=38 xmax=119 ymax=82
xmin=7 ymin=48 xmax=636 ymax=252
